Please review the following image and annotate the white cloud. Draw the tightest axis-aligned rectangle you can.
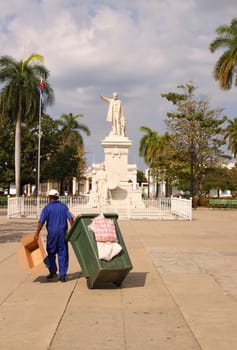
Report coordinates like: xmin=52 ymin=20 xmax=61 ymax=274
xmin=0 ymin=0 xmax=236 ymax=169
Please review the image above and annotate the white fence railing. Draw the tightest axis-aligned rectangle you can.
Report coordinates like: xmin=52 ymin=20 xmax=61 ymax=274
xmin=171 ymin=197 xmax=192 ymax=219
xmin=7 ymin=196 xmax=192 ymax=220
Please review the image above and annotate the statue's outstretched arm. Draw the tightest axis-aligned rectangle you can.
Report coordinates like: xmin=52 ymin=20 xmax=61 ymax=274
xmin=101 ymin=95 xmax=110 ymax=103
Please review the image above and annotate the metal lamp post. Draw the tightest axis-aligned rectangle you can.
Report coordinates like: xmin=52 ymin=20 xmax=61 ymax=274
xmin=37 ymin=89 xmax=42 ymax=196
xmin=36 ymin=78 xmax=44 ymax=215
xmin=147 ymin=169 xmax=150 ymax=198
xmin=189 ymin=143 xmax=195 ymax=201
xmin=33 ymin=167 xmax=37 ymax=195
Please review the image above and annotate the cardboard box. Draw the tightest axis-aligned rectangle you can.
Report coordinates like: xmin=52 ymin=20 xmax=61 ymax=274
xmin=17 ymin=233 xmax=47 ymax=275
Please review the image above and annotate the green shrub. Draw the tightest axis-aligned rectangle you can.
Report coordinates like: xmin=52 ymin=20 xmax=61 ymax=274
xmin=0 ymin=196 xmax=7 ymax=206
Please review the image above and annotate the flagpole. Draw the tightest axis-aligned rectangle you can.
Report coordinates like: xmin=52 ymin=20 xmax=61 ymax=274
xmin=37 ymin=84 xmax=42 ymax=216
xmin=37 ymin=92 xmax=41 ymax=196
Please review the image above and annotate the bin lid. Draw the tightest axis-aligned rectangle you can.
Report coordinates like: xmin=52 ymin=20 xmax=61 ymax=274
xmin=75 ymin=213 xmax=118 ymax=220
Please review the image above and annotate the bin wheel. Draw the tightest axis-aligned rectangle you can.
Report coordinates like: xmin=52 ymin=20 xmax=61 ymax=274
xmin=86 ymin=278 xmax=94 ymax=289
xmin=114 ymin=281 xmax=122 ymax=287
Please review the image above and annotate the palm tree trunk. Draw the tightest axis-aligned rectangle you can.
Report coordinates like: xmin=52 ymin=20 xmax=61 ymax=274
xmin=15 ymin=112 xmax=21 ymax=197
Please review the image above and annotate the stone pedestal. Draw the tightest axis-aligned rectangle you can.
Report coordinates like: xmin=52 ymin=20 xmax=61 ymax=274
xmin=100 ymin=134 xmax=144 ymax=208
xmin=101 ymin=134 xmax=132 ymax=186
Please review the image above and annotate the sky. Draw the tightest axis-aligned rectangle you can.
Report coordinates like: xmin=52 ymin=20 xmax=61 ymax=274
xmin=1 ymin=0 xmax=237 ymax=170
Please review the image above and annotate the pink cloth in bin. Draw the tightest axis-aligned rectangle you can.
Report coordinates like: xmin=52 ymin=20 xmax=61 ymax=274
xmin=88 ymin=214 xmax=118 ymax=242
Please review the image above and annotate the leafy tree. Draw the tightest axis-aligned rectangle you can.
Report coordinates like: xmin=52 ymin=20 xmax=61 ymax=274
xmin=35 ymin=113 xmax=61 ymax=183
xmin=137 ymin=169 xmax=147 ymax=185
xmin=210 ymin=18 xmax=237 ymax=90
xmin=19 ymin=113 xmax=61 ymax=189
xmin=0 ymin=110 xmax=88 ymax=195
xmin=228 ymin=167 xmax=237 ymax=195
xmin=224 ymin=118 xmax=237 ymax=163
xmin=0 ymin=118 xmax=15 ymax=189
xmin=161 ymin=82 xmax=228 ymax=198
xmin=21 ymin=124 xmax=38 ymax=187
xmin=0 ymin=53 xmax=54 ymax=195
xmin=45 ymin=144 xmax=81 ymax=195
xmin=203 ymin=166 xmax=237 ymax=197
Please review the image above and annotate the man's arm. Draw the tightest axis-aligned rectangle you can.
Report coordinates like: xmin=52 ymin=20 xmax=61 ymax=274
xmin=68 ymin=210 xmax=74 ymax=227
xmin=34 ymin=222 xmax=44 ymax=240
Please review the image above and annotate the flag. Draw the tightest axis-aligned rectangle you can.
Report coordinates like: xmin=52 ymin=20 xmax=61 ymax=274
xmin=39 ymin=78 xmax=44 ymax=93
xmin=39 ymin=78 xmax=44 ymax=108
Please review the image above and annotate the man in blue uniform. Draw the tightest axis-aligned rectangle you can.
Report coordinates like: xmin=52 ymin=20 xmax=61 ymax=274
xmin=34 ymin=189 xmax=74 ymax=282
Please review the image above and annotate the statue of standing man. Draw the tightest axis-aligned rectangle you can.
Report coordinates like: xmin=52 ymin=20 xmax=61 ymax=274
xmin=101 ymin=92 xmax=126 ymax=137
xmin=95 ymin=163 xmax=108 ymax=206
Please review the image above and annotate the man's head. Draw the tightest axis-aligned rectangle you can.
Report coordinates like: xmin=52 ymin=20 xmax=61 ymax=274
xmin=112 ymin=92 xmax=118 ymax=100
xmin=48 ymin=189 xmax=59 ymax=200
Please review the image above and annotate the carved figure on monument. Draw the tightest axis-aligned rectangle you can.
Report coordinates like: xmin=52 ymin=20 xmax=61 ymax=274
xmin=95 ymin=164 xmax=108 ymax=205
xmin=120 ymin=114 xmax=126 ymax=137
xmin=101 ymin=92 xmax=126 ymax=136
xmin=88 ymin=180 xmax=98 ymax=208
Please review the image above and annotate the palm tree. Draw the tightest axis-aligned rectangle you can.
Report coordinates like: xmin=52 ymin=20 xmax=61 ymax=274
xmin=55 ymin=113 xmax=90 ymax=195
xmin=210 ymin=18 xmax=237 ymax=90
xmin=224 ymin=118 xmax=237 ymax=163
xmin=139 ymin=126 xmax=159 ymax=166
xmin=0 ymin=53 xmax=54 ymax=196
xmin=57 ymin=113 xmax=90 ymax=147
xmin=139 ymin=126 xmax=168 ymax=167
xmin=140 ymin=126 xmax=177 ymax=197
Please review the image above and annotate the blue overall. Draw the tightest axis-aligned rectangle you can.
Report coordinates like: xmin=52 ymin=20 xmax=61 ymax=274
xmin=39 ymin=201 xmax=73 ymax=277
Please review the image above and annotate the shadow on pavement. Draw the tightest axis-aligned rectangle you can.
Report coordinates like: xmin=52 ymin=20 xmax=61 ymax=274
xmin=33 ymin=271 xmax=81 ymax=283
xmin=122 ymin=271 xmax=148 ymax=288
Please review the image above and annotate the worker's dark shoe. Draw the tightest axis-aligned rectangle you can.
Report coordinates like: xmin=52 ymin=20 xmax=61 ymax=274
xmin=59 ymin=275 xmax=66 ymax=282
xmin=46 ymin=272 xmax=57 ymax=280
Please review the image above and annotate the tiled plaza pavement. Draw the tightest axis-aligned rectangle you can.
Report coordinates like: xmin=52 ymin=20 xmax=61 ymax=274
xmin=0 ymin=208 xmax=237 ymax=349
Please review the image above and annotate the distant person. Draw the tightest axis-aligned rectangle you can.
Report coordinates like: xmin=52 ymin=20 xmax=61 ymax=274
xmin=34 ymin=189 xmax=74 ymax=282
xmin=101 ymin=92 xmax=126 ymax=136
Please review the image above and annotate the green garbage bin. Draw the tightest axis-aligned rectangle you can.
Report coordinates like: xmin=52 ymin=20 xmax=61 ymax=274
xmin=67 ymin=213 xmax=133 ymax=289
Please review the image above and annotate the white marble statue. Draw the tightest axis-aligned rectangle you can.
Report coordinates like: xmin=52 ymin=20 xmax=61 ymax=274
xmin=101 ymin=92 xmax=126 ymax=136
xmin=95 ymin=164 xmax=108 ymax=205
